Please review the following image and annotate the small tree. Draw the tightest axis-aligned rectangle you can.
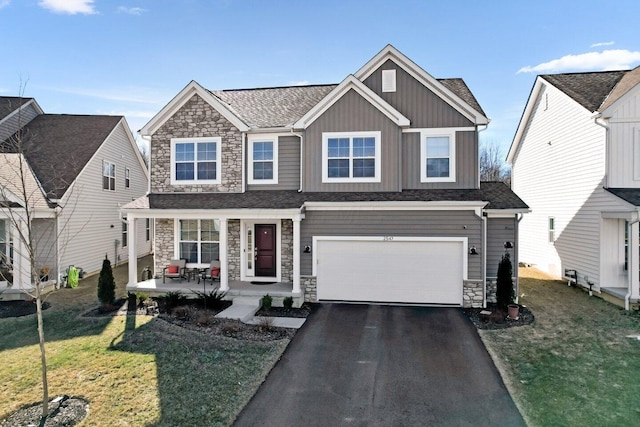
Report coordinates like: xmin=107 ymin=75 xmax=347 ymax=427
xmin=496 ymin=252 xmax=515 ymax=308
xmin=97 ymin=255 xmax=115 ymax=306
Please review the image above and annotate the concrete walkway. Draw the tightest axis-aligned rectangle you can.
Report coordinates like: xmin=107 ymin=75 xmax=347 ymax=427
xmin=215 ymin=296 xmax=306 ymax=329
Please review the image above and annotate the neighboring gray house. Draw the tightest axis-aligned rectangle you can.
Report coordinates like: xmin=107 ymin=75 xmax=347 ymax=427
xmin=124 ymin=45 xmax=528 ymax=307
xmin=0 ymin=97 xmax=151 ymax=298
xmin=508 ymin=66 xmax=640 ymax=309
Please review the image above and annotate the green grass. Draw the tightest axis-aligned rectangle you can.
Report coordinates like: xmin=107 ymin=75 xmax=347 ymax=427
xmin=480 ymin=269 xmax=640 ymax=426
xmin=0 ymin=256 xmax=289 ymax=426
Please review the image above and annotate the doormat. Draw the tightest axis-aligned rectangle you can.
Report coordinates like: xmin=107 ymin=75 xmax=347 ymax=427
xmin=251 ymin=281 xmax=277 ymax=285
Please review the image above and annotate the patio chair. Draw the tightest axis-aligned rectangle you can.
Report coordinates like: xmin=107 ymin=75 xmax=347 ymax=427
xmin=199 ymin=260 xmax=220 ymax=285
xmin=162 ymin=259 xmax=187 ymax=283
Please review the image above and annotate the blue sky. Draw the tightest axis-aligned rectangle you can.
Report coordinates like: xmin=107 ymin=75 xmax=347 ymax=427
xmin=1 ymin=0 xmax=639 ymax=159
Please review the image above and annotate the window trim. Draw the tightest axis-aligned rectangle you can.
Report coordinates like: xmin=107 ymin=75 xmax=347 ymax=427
xmin=247 ymin=134 xmax=279 ymax=185
xmin=170 ymin=137 xmax=222 ymax=185
xmin=103 ymin=160 xmax=116 ymax=191
xmin=420 ymin=129 xmax=456 ymax=183
xmin=122 ymin=220 xmax=128 ymax=248
xmin=125 ymin=167 xmax=130 ymax=188
xmin=145 ymin=218 xmax=151 ymax=242
xmin=548 ymin=217 xmax=555 ymax=243
xmin=321 ymin=131 xmax=382 ymax=183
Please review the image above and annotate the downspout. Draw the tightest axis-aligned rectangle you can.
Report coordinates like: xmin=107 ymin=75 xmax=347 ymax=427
xmin=482 ymin=213 xmax=487 ymax=308
xmin=55 ymin=206 xmax=61 ymax=288
xmin=515 ymin=213 xmax=524 ymax=304
xmin=593 ymin=114 xmax=609 ymax=187
xmin=626 ymin=215 xmax=640 ymax=310
xmin=241 ymin=132 xmax=246 ymax=193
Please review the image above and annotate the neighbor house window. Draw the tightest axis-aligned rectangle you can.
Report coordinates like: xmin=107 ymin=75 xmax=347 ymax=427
xmin=0 ymin=219 xmax=7 ymax=268
xmin=248 ymin=135 xmax=278 ymax=184
xmin=170 ymin=137 xmax=221 ymax=185
xmin=125 ymin=167 xmax=130 ymax=188
xmin=548 ymin=217 xmax=555 ymax=243
xmin=122 ymin=220 xmax=128 ymax=247
xmin=178 ymin=219 xmax=220 ymax=265
xmin=421 ymin=130 xmax=455 ymax=182
xmin=322 ymin=131 xmax=381 ymax=183
xmin=145 ymin=218 xmax=151 ymax=242
xmin=103 ymin=161 xmax=116 ymax=190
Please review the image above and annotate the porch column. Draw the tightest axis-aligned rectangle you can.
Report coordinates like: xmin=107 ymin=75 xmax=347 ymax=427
xmin=127 ymin=215 xmax=137 ymax=286
xmin=219 ymin=218 xmax=229 ymax=291
xmin=292 ymin=217 xmax=301 ymax=294
xmin=13 ymin=217 xmax=30 ymax=289
xmin=630 ymin=221 xmax=640 ymax=302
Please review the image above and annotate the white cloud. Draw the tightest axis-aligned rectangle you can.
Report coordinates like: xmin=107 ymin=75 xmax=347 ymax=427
xmin=38 ymin=0 xmax=96 ymax=15
xmin=517 ymin=49 xmax=640 ymax=74
xmin=0 ymin=1 xmax=10 ymax=10
xmin=37 ymin=85 xmax=165 ymax=105
xmin=591 ymin=41 xmax=615 ymax=48
xmin=117 ymin=6 xmax=145 ymax=15
xmin=289 ymin=80 xmax=310 ymax=86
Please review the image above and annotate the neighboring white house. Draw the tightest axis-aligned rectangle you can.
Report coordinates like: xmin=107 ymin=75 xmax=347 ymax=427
xmin=508 ymin=66 xmax=640 ymax=309
xmin=0 ymin=97 xmax=152 ymax=298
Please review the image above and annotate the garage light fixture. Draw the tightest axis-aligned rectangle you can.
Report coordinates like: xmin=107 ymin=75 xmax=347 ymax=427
xmin=469 ymin=246 xmax=478 ymax=255
xmin=504 ymin=241 xmax=513 ymax=249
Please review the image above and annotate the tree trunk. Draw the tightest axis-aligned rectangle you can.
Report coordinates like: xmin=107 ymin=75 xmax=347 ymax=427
xmin=35 ymin=282 xmax=49 ymax=418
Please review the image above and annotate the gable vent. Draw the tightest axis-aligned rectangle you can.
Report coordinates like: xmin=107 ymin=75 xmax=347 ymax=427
xmin=382 ymin=69 xmax=396 ymax=92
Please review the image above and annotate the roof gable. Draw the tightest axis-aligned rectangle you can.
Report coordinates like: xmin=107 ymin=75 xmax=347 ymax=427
xmin=354 ymin=44 xmax=488 ymax=125
xmin=0 ymin=97 xmax=44 ymax=123
xmin=600 ymin=65 xmax=640 ymax=116
xmin=293 ymin=75 xmax=410 ymax=129
xmin=541 ymin=71 xmax=627 ymax=112
xmin=140 ymin=81 xmax=249 ymax=136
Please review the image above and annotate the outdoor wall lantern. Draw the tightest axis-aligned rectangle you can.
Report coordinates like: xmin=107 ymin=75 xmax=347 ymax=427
xmin=303 ymin=245 xmax=311 ymax=253
xmin=469 ymin=246 xmax=479 ymax=255
xmin=504 ymin=241 xmax=513 ymax=249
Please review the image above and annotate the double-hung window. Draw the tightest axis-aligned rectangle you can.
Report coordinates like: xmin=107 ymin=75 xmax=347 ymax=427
xmin=171 ymin=137 xmax=221 ymax=185
xmin=103 ymin=161 xmax=116 ymax=190
xmin=420 ymin=130 xmax=456 ymax=182
xmin=248 ymin=135 xmax=278 ymax=184
xmin=322 ymin=131 xmax=381 ymax=183
xmin=178 ymin=219 xmax=220 ymax=265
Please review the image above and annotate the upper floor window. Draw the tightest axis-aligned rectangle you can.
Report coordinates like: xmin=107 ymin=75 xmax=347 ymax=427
xmin=103 ymin=161 xmax=115 ymax=191
xmin=322 ymin=131 xmax=381 ymax=183
xmin=125 ymin=167 xmax=130 ymax=188
xmin=170 ymin=137 xmax=221 ymax=185
xmin=248 ymin=135 xmax=278 ymax=184
xmin=420 ymin=130 xmax=456 ymax=183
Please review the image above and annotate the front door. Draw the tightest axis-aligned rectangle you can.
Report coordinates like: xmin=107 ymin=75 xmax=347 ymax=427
xmin=255 ymin=224 xmax=276 ymax=277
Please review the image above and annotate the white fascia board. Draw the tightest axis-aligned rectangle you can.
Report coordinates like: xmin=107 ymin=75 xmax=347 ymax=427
xmin=293 ymin=75 xmax=410 ymax=129
xmin=484 ymin=209 xmax=531 ymax=217
xmin=507 ymin=77 xmax=544 ymax=165
xmin=354 ymin=44 xmax=489 ymax=125
xmin=303 ymin=200 xmax=487 ymax=211
xmin=403 ymin=126 xmax=476 ymax=133
xmin=601 ymin=210 xmax=640 ymax=220
xmin=123 ymin=207 xmax=304 ymax=220
xmin=139 ymin=81 xmax=249 ymax=136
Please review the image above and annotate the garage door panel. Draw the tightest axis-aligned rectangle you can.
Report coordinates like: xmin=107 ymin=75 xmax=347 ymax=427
xmin=316 ymin=239 xmax=463 ymax=305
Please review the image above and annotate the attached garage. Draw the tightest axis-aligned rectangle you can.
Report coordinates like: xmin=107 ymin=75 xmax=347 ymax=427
xmin=314 ymin=236 xmax=467 ymax=305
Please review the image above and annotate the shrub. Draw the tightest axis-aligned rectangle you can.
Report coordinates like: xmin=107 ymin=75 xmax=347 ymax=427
xmin=136 ymin=292 xmax=150 ymax=305
xmin=496 ymin=252 xmax=515 ymax=309
xmin=258 ymin=316 xmax=275 ymax=331
xmin=195 ymin=311 xmax=215 ymax=326
xmin=159 ymin=291 xmax=188 ymax=312
xmin=283 ymin=296 xmax=294 ymax=309
xmin=194 ymin=289 xmax=228 ymax=310
xmin=172 ymin=305 xmax=192 ymax=320
xmin=97 ymin=256 xmax=116 ymax=306
xmin=261 ymin=294 xmax=273 ymax=310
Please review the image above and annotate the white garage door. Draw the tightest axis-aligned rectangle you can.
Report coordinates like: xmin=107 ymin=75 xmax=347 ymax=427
xmin=315 ymin=237 xmax=465 ymax=305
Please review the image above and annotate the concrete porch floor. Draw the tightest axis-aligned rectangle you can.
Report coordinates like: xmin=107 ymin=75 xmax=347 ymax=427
xmin=600 ymin=286 xmax=639 ymax=309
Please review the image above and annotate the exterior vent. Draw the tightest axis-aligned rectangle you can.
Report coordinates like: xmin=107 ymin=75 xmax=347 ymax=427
xmin=382 ymin=69 xmax=396 ymax=92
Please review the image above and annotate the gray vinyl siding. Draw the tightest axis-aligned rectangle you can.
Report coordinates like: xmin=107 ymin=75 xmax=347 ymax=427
xmin=402 ymin=131 xmax=479 ymax=189
xmin=363 ymin=59 xmax=474 ymax=128
xmin=57 ymin=122 xmax=151 ymax=277
xmin=486 ymin=217 xmax=517 ymax=278
xmin=303 ymin=89 xmax=401 ymax=192
xmin=300 ymin=210 xmax=482 ymax=278
xmin=247 ymin=135 xmax=300 ymax=191
xmin=33 ymin=218 xmax=57 ymax=277
xmin=0 ymin=103 xmax=40 ymax=142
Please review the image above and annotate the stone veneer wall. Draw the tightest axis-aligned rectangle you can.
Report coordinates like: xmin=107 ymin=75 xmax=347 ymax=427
xmin=302 ymin=276 xmax=317 ymax=302
xmin=227 ymin=220 xmax=240 ymax=281
xmin=281 ymin=220 xmax=293 ymax=282
xmin=154 ymin=219 xmax=174 ymax=277
xmin=463 ymin=280 xmax=484 ymax=308
xmin=486 ymin=279 xmax=497 ymax=304
xmin=151 ymin=94 xmax=242 ymax=193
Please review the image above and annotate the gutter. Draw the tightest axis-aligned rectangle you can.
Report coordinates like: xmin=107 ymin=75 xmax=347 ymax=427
xmin=241 ymin=132 xmax=246 ymax=193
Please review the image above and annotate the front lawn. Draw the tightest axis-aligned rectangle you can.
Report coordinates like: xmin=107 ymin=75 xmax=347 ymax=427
xmin=0 ymin=257 xmax=289 ymax=426
xmin=479 ymin=267 xmax=640 ymax=426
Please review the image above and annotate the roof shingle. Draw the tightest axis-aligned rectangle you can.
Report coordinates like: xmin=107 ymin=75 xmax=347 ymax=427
xmin=542 ymin=71 xmax=627 ymax=112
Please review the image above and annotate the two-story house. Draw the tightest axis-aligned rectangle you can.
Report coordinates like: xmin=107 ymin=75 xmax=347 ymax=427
xmin=0 ymin=96 xmax=151 ymax=299
xmin=124 ymin=45 xmax=528 ymax=308
xmin=508 ymin=66 xmax=640 ymax=309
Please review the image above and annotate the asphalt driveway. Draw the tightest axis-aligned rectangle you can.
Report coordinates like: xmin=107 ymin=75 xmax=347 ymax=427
xmin=233 ymin=304 xmax=525 ymax=427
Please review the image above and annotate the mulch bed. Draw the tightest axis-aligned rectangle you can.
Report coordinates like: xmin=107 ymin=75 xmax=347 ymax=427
xmin=255 ymin=303 xmax=312 ymax=318
xmin=0 ymin=300 xmax=51 ymax=318
xmin=1 ymin=396 xmax=88 ymax=427
xmin=465 ymin=304 xmax=535 ymax=330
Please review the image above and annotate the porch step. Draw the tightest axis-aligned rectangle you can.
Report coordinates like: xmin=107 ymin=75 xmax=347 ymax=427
xmin=215 ymin=297 xmax=261 ymax=322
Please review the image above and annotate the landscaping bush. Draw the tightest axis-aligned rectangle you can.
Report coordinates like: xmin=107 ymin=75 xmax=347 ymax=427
xmin=496 ymin=252 xmax=515 ymax=308
xmin=261 ymin=294 xmax=273 ymax=310
xmin=194 ymin=289 xmax=228 ymax=310
xmin=283 ymin=296 xmax=294 ymax=309
xmin=97 ymin=256 xmax=116 ymax=307
xmin=159 ymin=291 xmax=188 ymax=312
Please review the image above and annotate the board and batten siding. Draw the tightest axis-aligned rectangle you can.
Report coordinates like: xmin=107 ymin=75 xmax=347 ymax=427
xmin=363 ymin=59 xmax=475 ymax=128
xmin=303 ymin=89 xmax=401 ymax=192
xmin=486 ymin=217 xmax=517 ymax=278
xmin=56 ymin=121 xmax=151 ymax=277
xmin=0 ymin=103 xmax=40 ymax=142
xmin=247 ymin=135 xmax=300 ymax=191
xmin=300 ymin=209 xmax=482 ymax=279
xmin=605 ymin=84 xmax=640 ymax=188
xmin=402 ymin=130 xmax=478 ymax=189
xmin=511 ymin=82 xmax=626 ymax=288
